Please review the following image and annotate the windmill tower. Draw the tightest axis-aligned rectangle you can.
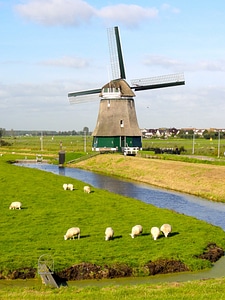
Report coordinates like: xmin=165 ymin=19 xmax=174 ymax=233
xmin=68 ymin=27 xmax=185 ymax=154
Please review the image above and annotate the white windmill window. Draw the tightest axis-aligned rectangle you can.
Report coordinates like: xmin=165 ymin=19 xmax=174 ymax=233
xmin=120 ymin=120 xmax=124 ymax=127
xmin=102 ymin=87 xmax=121 ymax=98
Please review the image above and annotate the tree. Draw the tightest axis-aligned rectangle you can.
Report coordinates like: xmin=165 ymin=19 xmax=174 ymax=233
xmin=0 ymin=128 xmax=6 ymax=138
xmin=83 ymin=127 xmax=89 ymax=134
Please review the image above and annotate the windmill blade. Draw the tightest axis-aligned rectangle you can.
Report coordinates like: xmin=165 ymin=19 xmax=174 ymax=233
xmin=68 ymin=88 xmax=101 ymax=104
xmin=107 ymin=26 xmax=126 ymax=80
xmin=131 ymin=73 xmax=185 ymax=91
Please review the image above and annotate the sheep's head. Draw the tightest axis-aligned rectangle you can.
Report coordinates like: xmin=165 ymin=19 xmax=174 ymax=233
xmin=64 ymin=235 xmax=68 ymax=240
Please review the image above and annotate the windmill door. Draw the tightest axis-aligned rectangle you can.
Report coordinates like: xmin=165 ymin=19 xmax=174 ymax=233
xmin=121 ymin=136 xmax=126 ymax=148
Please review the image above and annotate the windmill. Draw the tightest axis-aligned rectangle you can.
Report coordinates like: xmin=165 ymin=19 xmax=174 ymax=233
xmin=68 ymin=26 xmax=185 ymax=154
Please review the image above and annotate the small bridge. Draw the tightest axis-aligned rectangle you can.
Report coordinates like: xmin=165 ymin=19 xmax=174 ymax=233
xmin=38 ymin=254 xmax=59 ymax=288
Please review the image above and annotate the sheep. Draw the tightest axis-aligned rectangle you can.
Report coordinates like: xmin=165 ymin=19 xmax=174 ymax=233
xmin=105 ymin=227 xmax=114 ymax=241
xmin=150 ymin=226 xmax=160 ymax=240
xmin=9 ymin=201 xmax=22 ymax=210
xmin=67 ymin=184 xmax=74 ymax=191
xmin=130 ymin=225 xmax=143 ymax=238
xmin=63 ymin=183 xmax=74 ymax=191
xmin=83 ymin=185 xmax=91 ymax=193
xmin=160 ymin=224 xmax=172 ymax=237
xmin=63 ymin=184 xmax=68 ymax=190
xmin=64 ymin=227 xmax=80 ymax=240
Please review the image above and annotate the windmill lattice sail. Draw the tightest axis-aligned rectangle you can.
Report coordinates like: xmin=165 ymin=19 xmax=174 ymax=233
xmin=68 ymin=88 xmax=101 ymax=104
xmin=107 ymin=26 xmax=126 ymax=80
xmin=131 ymin=73 xmax=185 ymax=91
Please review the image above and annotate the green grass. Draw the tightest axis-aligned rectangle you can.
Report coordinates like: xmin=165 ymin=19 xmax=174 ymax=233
xmin=1 ymin=135 xmax=93 ymax=153
xmin=1 ymin=154 xmax=225 ymax=277
xmin=1 ymin=146 xmax=225 ymax=299
xmin=142 ymin=137 xmax=225 ymax=157
xmin=1 ymin=135 xmax=225 ymax=158
xmin=1 ymin=278 xmax=225 ymax=299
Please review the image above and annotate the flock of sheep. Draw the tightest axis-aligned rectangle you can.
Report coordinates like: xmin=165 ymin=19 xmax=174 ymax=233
xmin=9 ymin=185 xmax=172 ymax=242
xmin=8 ymin=183 xmax=91 ymax=211
xmin=64 ymin=224 xmax=172 ymax=241
xmin=63 ymin=183 xmax=91 ymax=194
xmin=61 ymin=184 xmax=172 ymax=241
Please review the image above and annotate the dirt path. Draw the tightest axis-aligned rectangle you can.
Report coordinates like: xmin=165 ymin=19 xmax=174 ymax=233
xmin=72 ymin=154 xmax=225 ymax=203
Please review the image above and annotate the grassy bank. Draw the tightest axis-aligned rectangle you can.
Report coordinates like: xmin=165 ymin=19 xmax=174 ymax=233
xmin=73 ymin=154 xmax=225 ymax=203
xmin=1 ymin=151 xmax=225 ymax=298
xmin=1 ymin=278 xmax=225 ymax=300
xmin=1 ymin=154 xmax=225 ymax=274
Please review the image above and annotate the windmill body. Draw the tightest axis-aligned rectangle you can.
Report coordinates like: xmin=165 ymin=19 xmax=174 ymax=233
xmin=68 ymin=27 xmax=185 ymax=155
xmin=92 ymin=79 xmax=141 ymax=153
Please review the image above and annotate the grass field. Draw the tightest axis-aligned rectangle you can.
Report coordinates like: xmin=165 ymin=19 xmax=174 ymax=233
xmin=1 ymin=278 xmax=225 ymax=300
xmin=1 ymin=153 xmax=225 ymax=274
xmin=1 ymin=134 xmax=225 ymax=158
xmin=1 ymin=137 xmax=225 ymax=298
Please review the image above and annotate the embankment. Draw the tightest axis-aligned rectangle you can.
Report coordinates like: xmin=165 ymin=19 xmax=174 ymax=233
xmin=71 ymin=154 xmax=225 ymax=203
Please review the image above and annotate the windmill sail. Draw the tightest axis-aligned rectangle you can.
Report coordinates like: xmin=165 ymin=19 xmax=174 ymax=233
xmin=68 ymin=88 xmax=101 ymax=104
xmin=68 ymin=26 xmax=126 ymax=104
xmin=131 ymin=73 xmax=185 ymax=91
xmin=107 ymin=26 xmax=126 ymax=80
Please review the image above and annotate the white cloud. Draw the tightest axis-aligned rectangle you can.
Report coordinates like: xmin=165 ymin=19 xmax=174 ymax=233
xmin=143 ymin=55 xmax=225 ymax=73
xmin=198 ymin=60 xmax=225 ymax=72
xmin=0 ymin=80 xmax=100 ymax=131
xmin=97 ymin=4 xmax=158 ymax=27
xmin=15 ymin=0 xmax=96 ymax=26
xmin=143 ymin=55 xmax=184 ymax=70
xmin=40 ymin=56 xmax=89 ymax=68
xmin=15 ymin=0 xmax=158 ymax=27
xmin=161 ymin=3 xmax=180 ymax=14
xmin=136 ymin=85 xmax=225 ymax=129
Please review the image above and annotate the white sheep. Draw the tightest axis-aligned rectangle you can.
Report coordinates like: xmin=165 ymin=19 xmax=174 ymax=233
xmin=64 ymin=227 xmax=81 ymax=240
xmin=63 ymin=184 xmax=68 ymax=190
xmin=83 ymin=185 xmax=91 ymax=193
xmin=150 ymin=226 xmax=160 ymax=240
xmin=105 ymin=227 xmax=114 ymax=241
xmin=67 ymin=184 xmax=74 ymax=191
xmin=9 ymin=201 xmax=22 ymax=210
xmin=130 ymin=225 xmax=143 ymax=238
xmin=160 ymin=224 xmax=172 ymax=237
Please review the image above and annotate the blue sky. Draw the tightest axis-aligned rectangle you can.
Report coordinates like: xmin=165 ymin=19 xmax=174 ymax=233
xmin=1 ymin=0 xmax=225 ymax=131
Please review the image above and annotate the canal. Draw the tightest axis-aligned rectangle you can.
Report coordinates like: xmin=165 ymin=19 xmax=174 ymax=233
xmin=17 ymin=163 xmax=225 ymax=231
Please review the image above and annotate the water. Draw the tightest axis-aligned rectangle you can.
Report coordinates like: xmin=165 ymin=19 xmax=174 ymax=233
xmin=1 ymin=256 xmax=225 ymax=287
xmin=17 ymin=163 xmax=225 ymax=230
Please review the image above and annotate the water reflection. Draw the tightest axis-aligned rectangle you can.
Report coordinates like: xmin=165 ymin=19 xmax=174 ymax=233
xmin=17 ymin=163 xmax=225 ymax=230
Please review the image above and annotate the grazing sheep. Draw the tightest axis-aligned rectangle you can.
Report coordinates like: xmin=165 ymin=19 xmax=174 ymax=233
xmin=9 ymin=201 xmax=22 ymax=210
xmin=67 ymin=184 xmax=74 ymax=191
xmin=83 ymin=185 xmax=91 ymax=193
xmin=150 ymin=226 xmax=160 ymax=240
xmin=105 ymin=227 xmax=114 ymax=241
xmin=64 ymin=227 xmax=81 ymax=240
xmin=160 ymin=224 xmax=172 ymax=237
xmin=63 ymin=184 xmax=68 ymax=190
xmin=130 ymin=225 xmax=143 ymax=238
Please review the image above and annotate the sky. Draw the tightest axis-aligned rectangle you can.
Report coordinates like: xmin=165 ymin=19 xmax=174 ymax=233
xmin=1 ymin=0 xmax=225 ymax=132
